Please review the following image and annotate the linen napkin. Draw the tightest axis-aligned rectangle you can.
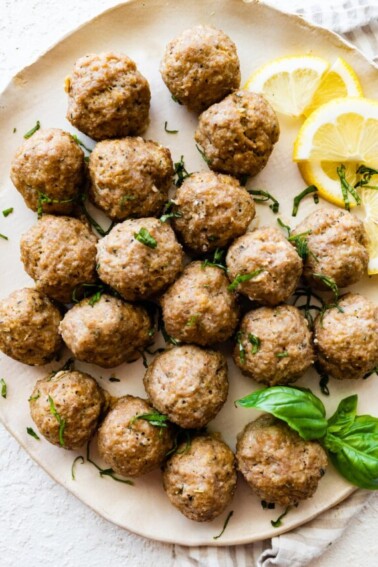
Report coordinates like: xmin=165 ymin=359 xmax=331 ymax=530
xmin=174 ymin=1 xmax=378 ymax=565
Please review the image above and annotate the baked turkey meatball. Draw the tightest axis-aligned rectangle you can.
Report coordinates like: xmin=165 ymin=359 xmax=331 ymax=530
xmin=144 ymin=345 xmax=228 ymax=428
xmin=236 ymin=415 xmax=328 ymax=507
xmin=161 ymin=261 xmax=239 ymax=346
xmin=234 ymin=305 xmax=314 ymax=385
xmin=226 ymin=227 xmax=302 ymax=305
xmin=195 ymin=91 xmax=279 ymax=177
xmin=96 ymin=217 xmax=183 ymax=301
xmin=160 ymin=25 xmax=240 ymax=113
xmin=29 ymin=369 xmax=104 ymax=450
xmin=162 ymin=435 xmax=237 ymax=522
xmin=59 ymin=294 xmax=151 ymax=368
xmin=0 ymin=288 xmax=62 ymax=366
xmin=314 ymin=293 xmax=378 ymax=380
xmin=20 ymin=215 xmax=97 ymax=304
xmin=292 ymin=208 xmax=368 ymax=289
xmin=10 ymin=128 xmax=85 ymax=215
xmin=88 ymin=137 xmax=174 ymax=221
xmin=171 ymin=171 xmax=255 ymax=253
xmin=66 ymin=52 xmax=150 ymax=140
xmin=97 ymin=395 xmax=175 ymax=477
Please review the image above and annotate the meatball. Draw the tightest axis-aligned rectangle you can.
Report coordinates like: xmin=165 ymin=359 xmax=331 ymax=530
xmin=144 ymin=345 xmax=228 ymax=429
xmin=236 ymin=415 xmax=328 ymax=507
xmin=66 ymin=52 xmax=150 ymax=140
xmin=195 ymin=91 xmax=279 ymax=177
xmin=292 ymin=208 xmax=368 ymax=289
xmin=10 ymin=128 xmax=85 ymax=215
xmin=226 ymin=227 xmax=302 ymax=305
xmin=29 ymin=369 xmax=104 ymax=450
xmin=20 ymin=215 xmax=97 ymax=304
xmin=314 ymin=293 xmax=378 ymax=380
xmin=97 ymin=395 xmax=175 ymax=477
xmin=96 ymin=217 xmax=183 ymax=301
xmin=59 ymin=294 xmax=151 ymax=368
xmin=0 ymin=288 xmax=62 ymax=366
xmin=171 ymin=171 xmax=255 ymax=253
xmin=162 ymin=435 xmax=237 ymax=522
xmin=160 ymin=25 xmax=240 ymax=113
xmin=234 ymin=305 xmax=314 ymax=385
xmin=88 ymin=137 xmax=174 ymax=221
xmin=161 ymin=261 xmax=239 ymax=346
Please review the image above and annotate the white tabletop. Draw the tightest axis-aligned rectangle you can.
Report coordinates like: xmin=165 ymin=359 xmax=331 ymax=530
xmin=1 ymin=2 xmax=377 ymax=566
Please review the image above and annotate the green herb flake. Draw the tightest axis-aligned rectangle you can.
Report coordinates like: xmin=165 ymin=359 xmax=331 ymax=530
xmin=80 ymin=194 xmax=115 ymax=236
xmin=164 ymin=121 xmax=178 ymax=134
xmin=0 ymin=233 xmax=9 ymax=241
xmin=48 ymin=395 xmax=66 ymax=447
xmin=109 ymin=376 xmax=120 ymax=383
xmin=186 ymin=314 xmax=200 ymax=327
xmin=120 ymin=194 xmax=136 ymax=208
xmin=71 ymin=134 xmax=92 ymax=153
xmin=71 ymin=455 xmax=84 ymax=480
xmin=213 ymin=510 xmax=234 ymax=540
xmin=195 ymin=144 xmax=211 ymax=166
xmin=171 ymin=94 xmax=182 ymax=105
xmin=174 ymin=156 xmax=191 ymax=187
xmin=248 ymin=334 xmax=261 ymax=355
xmin=134 ymin=227 xmax=157 ymax=249
xmin=36 ymin=191 xmax=76 ymax=219
xmin=13 ymin=127 xmax=17 ymax=133
xmin=160 ymin=201 xmax=182 ymax=223
xmin=2 ymin=208 xmax=13 ymax=217
xmin=248 ymin=189 xmax=280 ymax=213
xmin=28 ymin=391 xmax=40 ymax=402
xmin=337 ymin=164 xmax=361 ymax=211
xmin=130 ymin=412 xmax=169 ymax=428
xmin=276 ymin=351 xmax=289 ymax=359
xmin=292 ymin=185 xmax=318 ymax=217
xmin=313 ymin=273 xmax=339 ymax=302
xmin=0 ymin=378 xmax=7 ymax=398
xmin=227 ymin=269 xmax=263 ymax=292
xmin=202 ymin=248 xmax=227 ymax=272
xmin=271 ymin=506 xmax=290 ymax=528
xmin=355 ymin=165 xmax=378 ymax=188
xmin=24 ymin=120 xmax=40 ymax=139
xmin=86 ymin=442 xmax=133 ymax=485
xmin=26 ymin=427 xmax=40 ymax=441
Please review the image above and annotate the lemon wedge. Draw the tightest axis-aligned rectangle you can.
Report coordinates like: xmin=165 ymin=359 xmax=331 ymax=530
xmin=293 ymin=97 xmax=378 ymax=166
xmin=304 ymin=57 xmax=363 ymax=116
xmin=299 ymin=161 xmax=359 ymax=208
xmin=244 ymin=55 xmax=329 ymax=117
xmin=362 ymin=188 xmax=378 ymax=274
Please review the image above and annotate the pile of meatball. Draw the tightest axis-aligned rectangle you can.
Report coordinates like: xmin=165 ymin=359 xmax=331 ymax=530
xmin=1 ymin=24 xmax=378 ymax=525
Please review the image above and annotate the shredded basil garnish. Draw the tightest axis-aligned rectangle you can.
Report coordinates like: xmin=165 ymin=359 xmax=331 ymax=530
xmin=28 ymin=391 xmax=40 ymax=402
xmin=26 ymin=427 xmax=40 ymax=441
xmin=248 ymin=334 xmax=261 ymax=355
xmin=213 ymin=510 xmax=234 ymax=540
xmin=227 ymin=269 xmax=263 ymax=292
xmin=0 ymin=233 xmax=9 ymax=241
xmin=86 ymin=442 xmax=133 ymax=485
xmin=24 ymin=120 xmax=40 ymax=139
xmin=337 ymin=164 xmax=361 ymax=210
xmin=202 ymin=248 xmax=227 ymax=272
xmin=173 ymin=156 xmax=191 ymax=187
xmin=71 ymin=134 xmax=92 ymax=153
xmin=276 ymin=351 xmax=289 ymax=359
xmin=171 ymin=94 xmax=182 ymax=105
xmin=164 ymin=121 xmax=178 ymax=134
xmin=248 ymin=189 xmax=280 ymax=213
xmin=71 ymin=455 xmax=84 ymax=480
xmin=160 ymin=201 xmax=182 ymax=223
xmin=48 ymin=395 xmax=66 ymax=447
xmin=0 ymin=378 xmax=7 ymax=398
xmin=271 ymin=506 xmax=290 ymax=528
xmin=134 ymin=227 xmax=157 ymax=249
xmin=195 ymin=144 xmax=211 ymax=165
xmin=130 ymin=412 xmax=169 ymax=428
xmin=108 ymin=376 xmax=120 ymax=383
xmin=292 ymin=185 xmax=318 ymax=216
xmin=2 ymin=208 xmax=13 ymax=217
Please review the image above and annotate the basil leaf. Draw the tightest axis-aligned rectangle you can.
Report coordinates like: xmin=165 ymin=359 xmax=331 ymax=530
xmin=236 ymin=386 xmax=328 ymax=441
xmin=325 ymin=415 xmax=378 ymax=489
xmin=327 ymin=395 xmax=358 ymax=435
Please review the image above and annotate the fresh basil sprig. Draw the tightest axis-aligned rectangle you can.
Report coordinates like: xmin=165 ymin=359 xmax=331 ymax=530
xmin=236 ymin=386 xmax=378 ymax=490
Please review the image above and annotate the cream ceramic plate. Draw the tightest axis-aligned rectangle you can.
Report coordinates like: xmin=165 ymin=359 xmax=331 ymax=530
xmin=1 ymin=0 xmax=378 ymax=547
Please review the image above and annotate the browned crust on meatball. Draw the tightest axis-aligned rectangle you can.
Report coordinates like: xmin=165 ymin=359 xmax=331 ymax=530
xmin=96 ymin=217 xmax=184 ymax=301
xmin=292 ymin=208 xmax=368 ymax=289
xmin=236 ymin=415 xmax=328 ymax=507
xmin=162 ymin=435 xmax=237 ymax=521
xmin=66 ymin=52 xmax=151 ymax=140
xmin=161 ymin=261 xmax=239 ymax=346
xmin=59 ymin=294 xmax=151 ymax=368
xmin=195 ymin=91 xmax=279 ymax=177
xmin=314 ymin=293 xmax=378 ymax=380
xmin=97 ymin=395 xmax=175 ymax=477
xmin=10 ymin=128 xmax=85 ymax=215
xmin=0 ymin=288 xmax=63 ymax=366
xmin=226 ymin=227 xmax=303 ymax=305
xmin=20 ymin=215 xmax=97 ymax=304
xmin=160 ymin=25 xmax=240 ymax=113
xmin=171 ymin=171 xmax=255 ymax=253
xmin=234 ymin=305 xmax=314 ymax=385
xmin=144 ymin=345 xmax=228 ymax=428
xmin=29 ymin=370 xmax=104 ymax=449
xmin=88 ymin=137 xmax=174 ymax=221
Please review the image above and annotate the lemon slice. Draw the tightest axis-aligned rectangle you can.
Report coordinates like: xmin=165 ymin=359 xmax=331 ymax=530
xmin=299 ymin=161 xmax=359 ymax=208
xmin=304 ymin=57 xmax=363 ymax=116
xmin=293 ymin=97 xmax=378 ymax=166
xmin=362 ymin=188 xmax=378 ymax=274
xmin=244 ymin=55 xmax=329 ymax=117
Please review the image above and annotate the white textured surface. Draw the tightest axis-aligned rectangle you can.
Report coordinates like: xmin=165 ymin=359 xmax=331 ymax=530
xmin=0 ymin=1 xmax=378 ymax=566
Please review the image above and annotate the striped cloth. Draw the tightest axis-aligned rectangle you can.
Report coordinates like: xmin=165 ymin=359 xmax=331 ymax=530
xmin=174 ymin=2 xmax=378 ymax=565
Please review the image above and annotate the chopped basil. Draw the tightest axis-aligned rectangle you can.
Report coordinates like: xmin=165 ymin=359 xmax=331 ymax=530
xmin=248 ymin=189 xmax=279 ymax=213
xmin=292 ymin=285 xmax=324 ymax=329
xmin=171 ymin=94 xmax=182 ymax=105
xmin=120 ymin=194 xmax=136 ymax=208
xmin=28 ymin=391 xmax=40 ymax=402
xmin=186 ymin=314 xmax=200 ymax=327
xmin=195 ymin=144 xmax=211 ymax=165
xmin=2 ymin=208 xmax=13 ymax=217
xmin=164 ymin=121 xmax=178 ymax=134
xmin=173 ymin=156 xmax=191 ymax=187
xmin=134 ymin=227 xmax=157 ymax=249
xmin=292 ymin=185 xmax=318 ymax=216
xmin=160 ymin=201 xmax=182 ymax=223
xmin=227 ymin=269 xmax=263 ymax=292
xmin=0 ymin=233 xmax=8 ymax=241
xmin=0 ymin=378 xmax=7 ymax=398
xmin=248 ymin=334 xmax=261 ymax=355
xmin=130 ymin=412 xmax=169 ymax=428
xmin=271 ymin=506 xmax=290 ymax=528
xmin=48 ymin=395 xmax=66 ymax=447
xmin=36 ymin=191 xmax=76 ymax=218
xmin=26 ymin=427 xmax=40 ymax=440
xmin=79 ymin=195 xmax=116 ymax=236
xmin=276 ymin=351 xmax=289 ymax=359
xmin=288 ymin=231 xmax=315 ymax=261
xmin=213 ymin=510 xmax=234 ymax=540
xmin=355 ymin=165 xmax=378 ymax=188
xmin=86 ymin=442 xmax=133 ymax=485
xmin=313 ymin=273 xmax=339 ymax=302
xmin=71 ymin=134 xmax=92 ymax=153
xmin=108 ymin=376 xmax=120 ymax=383
xmin=202 ymin=248 xmax=227 ymax=272
xmin=24 ymin=120 xmax=40 ymax=139
xmin=71 ymin=455 xmax=84 ymax=480
xmin=337 ymin=164 xmax=361 ymax=211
